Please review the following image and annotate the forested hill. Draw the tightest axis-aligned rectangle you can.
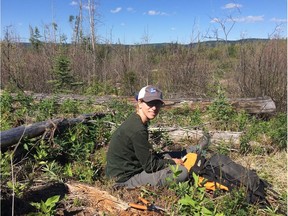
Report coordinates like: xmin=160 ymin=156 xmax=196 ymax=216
xmin=18 ymin=38 xmax=270 ymax=48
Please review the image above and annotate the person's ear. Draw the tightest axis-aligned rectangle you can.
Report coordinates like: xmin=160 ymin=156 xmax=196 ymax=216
xmin=138 ymin=100 xmax=142 ymax=109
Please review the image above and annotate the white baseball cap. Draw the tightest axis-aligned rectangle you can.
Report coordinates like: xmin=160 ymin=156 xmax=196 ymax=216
xmin=137 ymin=85 xmax=163 ymax=103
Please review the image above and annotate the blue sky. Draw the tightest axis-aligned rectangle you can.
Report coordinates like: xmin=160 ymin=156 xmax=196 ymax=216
xmin=1 ymin=0 xmax=287 ymax=44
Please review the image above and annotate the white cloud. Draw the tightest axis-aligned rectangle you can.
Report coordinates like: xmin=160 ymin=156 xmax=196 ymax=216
xmin=234 ymin=15 xmax=264 ymax=23
xmin=222 ymin=3 xmax=242 ymax=9
xmin=146 ymin=10 xmax=168 ymax=16
xmin=270 ymin=18 xmax=287 ymax=23
xmin=70 ymin=1 xmax=78 ymax=6
xmin=147 ymin=10 xmax=160 ymax=15
xmin=120 ymin=22 xmax=125 ymax=26
xmin=170 ymin=27 xmax=176 ymax=31
xmin=111 ymin=7 xmax=122 ymax=13
xmin=211 ymin=15 xmax=264 ymax=23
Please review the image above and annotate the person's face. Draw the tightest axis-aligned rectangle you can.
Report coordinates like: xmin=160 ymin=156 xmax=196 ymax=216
xmin=140 ymin=100 xmax=163 ymax=121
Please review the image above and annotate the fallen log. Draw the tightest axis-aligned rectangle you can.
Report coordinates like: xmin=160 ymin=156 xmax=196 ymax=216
xmin=150 ymin=127 xmax=242 ymax=144
xmin=163 ymin=96 xmax=276 ymax=114
xmin=0 ymin=113 xmax=106 ymax=149
xmin=7 ymin=92 xmax=276 ymax=114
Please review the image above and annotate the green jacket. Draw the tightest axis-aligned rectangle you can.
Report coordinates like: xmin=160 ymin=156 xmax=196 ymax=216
xmin=105 ymin=112 xmax=175 ymax=182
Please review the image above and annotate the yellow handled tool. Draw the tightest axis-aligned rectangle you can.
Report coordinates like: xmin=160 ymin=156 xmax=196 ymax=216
xmin=129 ymin=196 xmax=166 ymax=212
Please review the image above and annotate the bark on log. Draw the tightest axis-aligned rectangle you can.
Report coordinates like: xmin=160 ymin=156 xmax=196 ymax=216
xmin=0 ymin=113 xmax=106 ymax=149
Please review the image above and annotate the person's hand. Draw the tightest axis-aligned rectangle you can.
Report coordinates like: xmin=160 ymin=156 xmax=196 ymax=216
xmin=172 ymin=158 xmax=184 ymax=165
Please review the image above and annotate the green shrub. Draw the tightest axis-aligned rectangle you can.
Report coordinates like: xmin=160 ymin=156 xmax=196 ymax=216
xmin=59 ymin=99 xmax=80 ymax=114
xmin=0 ymin=151 xmax=12 ymax=183
xmin=69 ymin=161 xmax=95 ymax=183
xmin=1 ymin=91 xmax=36 ymax=129
xmin=266 ymin=113 xmax=287 ymax=150
xmin=84 ymin=81 xmax=117 ymax=96
xmin=0 ymin=90 xmax=14 ymax=114
xmin=216 ymin=188 xmax=257 ymax=216
xmin=188 ymin=106 xmax=203 ymax=127
xmin=207 ymin=88 xmax=237 ymax=130
xmin=239 ymin=113 xmax=287 ymax=154
xmin=36 ymin=98 xmax=59 ymax=121
xmin=161 ymin=105 xmax=203 ymax=127
xmin=106 ymin=99 xmax=135 ymax=124
xmin=48 ymin=50 xmax=76 ymax=93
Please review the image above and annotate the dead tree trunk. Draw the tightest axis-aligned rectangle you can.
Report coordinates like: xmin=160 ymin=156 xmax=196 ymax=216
xmin=150 ymin=127 xmax=242 ymax=144
xmin=17 ymin=93 xmax=276 ymax=114
xmin=0 ymin=113 xmax=106 ymax=149
xmin=164 ymin=96 xmax=276 ymax=114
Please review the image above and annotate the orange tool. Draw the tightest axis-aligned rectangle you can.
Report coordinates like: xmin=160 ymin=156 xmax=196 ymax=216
xmin=129 ymin=196 xmax=166 ymax=212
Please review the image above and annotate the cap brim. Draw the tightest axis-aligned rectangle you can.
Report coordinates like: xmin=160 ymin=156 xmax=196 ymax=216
xmin=142 ymin=97 xmax=164 ymax=103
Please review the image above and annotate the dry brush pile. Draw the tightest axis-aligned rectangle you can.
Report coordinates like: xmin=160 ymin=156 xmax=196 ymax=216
xmin=1 ymin=37 xmax=286 ymax=112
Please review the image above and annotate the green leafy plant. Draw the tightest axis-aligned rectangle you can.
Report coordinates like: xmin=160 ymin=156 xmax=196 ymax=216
xmin=59 ymin=99 xmax=80 ymax=114
xmin=177 ymin=173 xmax=222 ymax=216
xmin=239 ymin=117 xmax=268 ymax=154
xmin=84 ymin=81 xmax=118 ymax=96
xmin=29 ymin=195 xmax=60 ymax=216
xmin=166 ymin=164 xmax=185 ymax=190
xmin=70 ymin=161 xmax=95 ymax=183
xmin=36 ymin=98 xmax=59 ymax=121
xmin=215 ymin=188 xmax=257 ymax=216
xmin=140 ymin=188 xmax=157 ymax=198
xmin=266 ymin=113 xmax=287 ymax=150
xmin=63 ymin=163 xmax=73 ymax=177
xmin=53 ymin=123 xmax=96 ymax=162
xmin=0 ymin=151 xmax=12 ymax=183
xmin=33 ymin=141 xmax=49 ymax=162
xmin=7 ymin=181 xmax=26 ymax=197
xmin=14 ymin=92 xmax=34 ymax=110
xmin=161 ymin=104 xmax=204 ymax=127
xmin=0 ymin=90 xmax=14 ymax=114
xmin=188 ymin=106 xmax=203 ymax=127
xmin=107 ymin=99 xmax=135 ymax=123
xmin=239 ymin=134 xmax=252 ymax=155
xmin=41 ymin=160 xmax=62 ymax=181
xmin=149 ymin=129 xmax=174 ymax=152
